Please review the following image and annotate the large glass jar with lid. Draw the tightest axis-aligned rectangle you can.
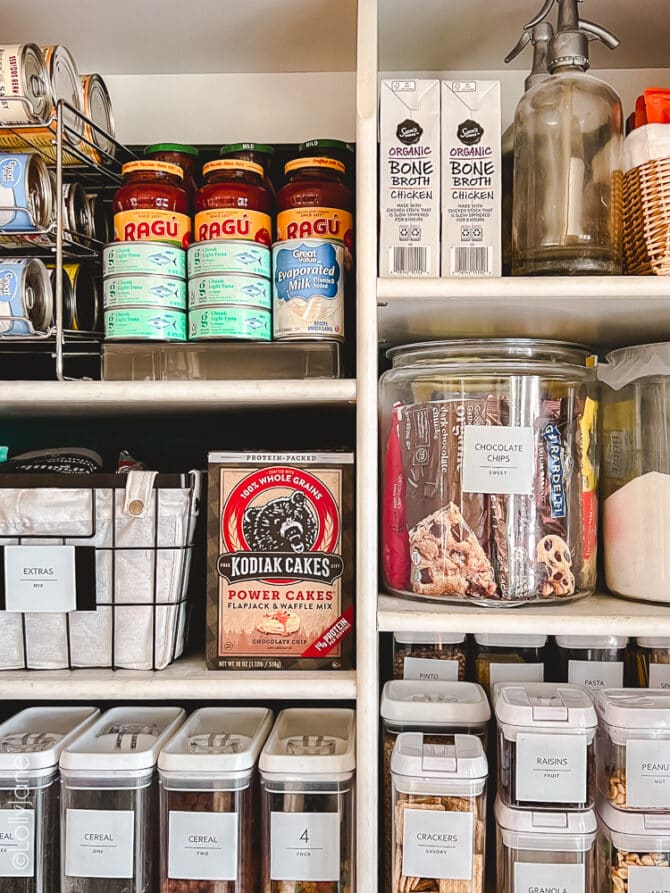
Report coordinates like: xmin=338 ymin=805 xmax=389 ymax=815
xmin=380 ymin=339 xmax=599 ymax=606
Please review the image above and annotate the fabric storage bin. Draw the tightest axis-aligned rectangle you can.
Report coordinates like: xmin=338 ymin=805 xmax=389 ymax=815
xmin=392 ymin=631 xmax=467 ymax=680
xmin=0 ymin=470 xmax=201 ymax=670
xmin=158 ymin=707 xmax=273 ymax=892
xmin=473 ymin=634 xmax=547 ymax=697
xmin=495 ymin=683 xmax=597 ymax=811
xmin=60 ymin=706 xmax=184 ymax=892
xmin=496 ymin=799 xmax=597 ymax=893
xmin=632 ymin=638 xmax=670 ymax=689
xmin=259 ymin=708 xmax=355 ymax=893
xmin=598 ymin=799 xmax=670 ymax=893
xmin=391 ymin=731 xmax=487 ymax=893
xmin=554 ymin=636 xmax=628 ymax=690
xmin=0 ymin=707 xmax=99 ymax=893
xmin=596 ymin=690 xmax=670 ymax=811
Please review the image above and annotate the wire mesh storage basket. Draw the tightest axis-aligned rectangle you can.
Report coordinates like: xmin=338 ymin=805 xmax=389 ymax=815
xmin=0 ymin=470 xmax=201 ymax=670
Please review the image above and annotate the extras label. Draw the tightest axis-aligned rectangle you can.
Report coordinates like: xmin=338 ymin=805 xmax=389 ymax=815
xmin=516 ymin=733 xmax=587 ymax=804
xmin=402 ymin=808 xmax=473 ymax=880
xmin=567 ymin=659 xmax=624 ymax=690
xmin=626 ymin=740 xmax=670 ymax=808
xmin=4 ymin=545 xmax=76 ymax=613
xmin=168 ymin=811 xmax=237 ymax=881
xmin=515 ymin=861 xmax=585 ymax=893
xmin=462 ymin=425 xmax=534 ymax=495
xmin=65 ymin=809 xmax=134 ymax=879
xmin=628 ymin=865 xmax=670 ymax=893
xmin=0 ymin=809 xmax=34 ymax=878
xmin=270 ymin=812 xmax=340 ymax=882
xmin=403 ymin=656 xmax=459 ymax=681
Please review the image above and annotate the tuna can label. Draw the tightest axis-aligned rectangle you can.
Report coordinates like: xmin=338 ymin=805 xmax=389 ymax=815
xmin=188 ymin=274 xmax=271 ymax=310
xmin=113 ymin=209 xmax=191 ymax=248
xmin=103 ymin=242 xmax=186 ymax=278
xmin=0 ymin=261 xmax=31 ymax=334
xmin=194 ymin=209 xmax=272 ymax=245
xmin=276 ymin=207 xmax=353 ymax=248
xmin=272 ymin=240 xmax=344 ymax=341
xmin=104 ymin=275 xmax=187 ymax=310
xmin=189 ymin=305 xmax=271 ymax=341
xmin=105 ymin=307 xmax=187 ymax=341
xmin=188 ymin=240 xmax=270 ymax=278
xmin=0 ymin=155 xmax=36 ymax=231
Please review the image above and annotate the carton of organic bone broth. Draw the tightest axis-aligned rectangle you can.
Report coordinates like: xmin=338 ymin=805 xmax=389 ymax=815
xmin=379 ymin=79 xmax=440 ymax=276
xmin=441 ymin=80 xmax=501 ymax=277
xmin=207 ymin=451 xmax=354 ymax=670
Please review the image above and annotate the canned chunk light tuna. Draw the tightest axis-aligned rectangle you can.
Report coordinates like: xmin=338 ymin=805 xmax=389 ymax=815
xmin=104 ymin=274 xmax=186 ymax=310
xmin=187 ymin=240 xmax=270 ymax=278
xmin=0 ymin=258 xmax=52 ymax=335
xmin=189 ymin=305 xmax=271 ymax=341
xmin=103 ymin=241 xmax=186 ymax=278
xmin=105 ymin=306 xmax=187 ymax=341
xmin=188 ymin=273 xmax=270 ymax=310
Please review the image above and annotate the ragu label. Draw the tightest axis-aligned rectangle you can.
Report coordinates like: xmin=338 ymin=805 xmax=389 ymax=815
xmin=194 ymin=209 xmax=272 ymax=245
xmin=276 ymin=207 xmax=353 ymax=247
xmin=114 ymin=210 xmax=191 ymax=247
xmin=215 ymin=464 xmax=350 ymax=665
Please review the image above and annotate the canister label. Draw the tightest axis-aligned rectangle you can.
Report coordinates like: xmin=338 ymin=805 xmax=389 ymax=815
xmin=189 ymin=305 xmax=271 ymax=341
xmin=188 ymin=274 xmax=271 ymax=310
xmin=65 ymin=808 xmax=134 ymax=879
xmin=515 ymin=863 xmax=585 ymax=893
xmin=0 ymin=155 xmax=34 ymax=230
xmin=628 ymin=866 xmax=670 ymax=893
xmin=567 ymin=659 xmax=623 ymax=689
xmin=103 ymin=242 xmax=186 ymax=278
xmin=401 ymin=808 xmax=473 ymax=880
xmin=649 ymin=662 xmax=670 ymax=689
xmin=0 ymin=808 xmax=34 ymax=877
xmin=516 ymin=733 xmax=587 ymax=804
xmin=276 ymin=207 xmax=353 ymax=246
xmin=104 ymin=275 xmax=186 ymax=310
xmin=188 ymin=240 xmax=271 ymax=278
xmin=168 ymin=811 xmax=237 ymax=881
xmin=270 ymin=812 xmax=340 ymax=882
xmin=403 ymin=656 xmax=459 ymax=681
xmin=488 ymin=662 xmax=544 ymax=686
xmin=104 ymin=307 xmax=187 ymax=341
xmin=194 ymin=209 xmax=272 ymax=245
xmin=626 ymin=740 xmax=670 ymax=808
xmin=273 ymin=239 xmax=344 ymax=341
xmin=113 ymin=210 xmax=191 ymax=247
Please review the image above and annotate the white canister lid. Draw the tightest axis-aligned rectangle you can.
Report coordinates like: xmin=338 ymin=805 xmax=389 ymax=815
xmin=391 ymin=732 xmax=487 ymax=797
xmin=474 ymin=634 xmax=547 ymax=648
xmin=159 ymin=708 xmax=273 ymax=777
xmin=381 ymin=680 xmax=491 ymax=728
xmin=598 ymin=797 xmax=670 ymax=843
xmin=555 ymin=636 xmax=628 ymax=649
xmin=596 ymin=689 xmax=670 ymax=729
xmin=393 ymin=631 xmax=466 ymax=646
xmin=636 ymin=637 xmax=670 ymax=649
xmin=495 ymin=683 xmax=597 ymax=732
xmin=0 ymin=707 xmax=99 ymax=775
xmin=259 ymin=708 xmax=355 ymax=780
xmin=60 ymin=707 xmax=185 ymax=777
xmin=496 ymin=798 xmax=597 ymax=835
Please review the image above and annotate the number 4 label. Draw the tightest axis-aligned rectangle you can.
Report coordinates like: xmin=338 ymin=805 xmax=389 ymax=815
xmin=270 ymin=812 xmax=340 ymax=882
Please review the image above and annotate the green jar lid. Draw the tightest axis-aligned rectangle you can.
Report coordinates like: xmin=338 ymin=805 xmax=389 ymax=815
xmin=145 ymin=143 xmax=199 ymax=157
xmin=299 ymin=139 xmax=354 ymax=153
xmin=220 ymin=142 xmax=275 ymax=157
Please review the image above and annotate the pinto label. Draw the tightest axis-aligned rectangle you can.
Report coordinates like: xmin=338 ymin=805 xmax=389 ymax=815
xmin=194 ymin=208 xmax=272 ymax=244
xmin=276 ymin=207 xmax=353 ymax=246
xmin=113 ymin=209 xmax=191 ymax=247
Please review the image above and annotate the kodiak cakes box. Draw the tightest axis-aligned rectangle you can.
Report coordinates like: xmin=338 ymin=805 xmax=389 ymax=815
xmin=207 ymin=452 xmax=354 ymax=670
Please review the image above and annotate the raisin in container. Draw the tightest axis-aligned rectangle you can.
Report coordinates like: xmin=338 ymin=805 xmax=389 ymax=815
xmin=496 ymin=799 xmax=597 ymax=893
xmin=597 ymin=799 xmax=670 ymax=893
xmin=392 ymin=631 xmax=467 ymax=680
xmin=0 ymin=707 xmax=98 ymax=893
xmin=158 ymin=707 xmax=273 ymax=892
xmin=555 ymin=636 xmax=629 ymax=690
xmin=60 ymin=707 xmax=184 ymax=892
xmin=596 ymin=690 xmax=670 ymax=812
xmin=495 ymin=683 xmax=597 ymax=811
xmin=391 ymin=732 xmax=487 ymax=893
xmin=473 ymin=635 xmax=547 ymax=697
xmin=633 ymin=639 xmax=670 ymax=689
xmin=259 ymin=708 xmax=355 ymax=893
xmin=379 ymin=339 xmax=599 ymax=606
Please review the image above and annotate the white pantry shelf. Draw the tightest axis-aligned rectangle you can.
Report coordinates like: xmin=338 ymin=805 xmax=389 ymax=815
xmin=0 ymin=655 xmax=357 ymax=701
xmin=0 ymin=379 xmax=356 ymax=416
xmin=378 ymin=592 xmax=670 ymax=637
xmin=377 ymin=277 xmax=670 ymax=349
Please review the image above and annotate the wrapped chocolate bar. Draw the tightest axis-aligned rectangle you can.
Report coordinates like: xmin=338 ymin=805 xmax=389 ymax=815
xmin=380 ymin=340 xmax=599 ymax=606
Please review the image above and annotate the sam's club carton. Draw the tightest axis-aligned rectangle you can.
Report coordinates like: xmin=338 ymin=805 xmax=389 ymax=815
xmin=441 ymin=80 xmax=501 ymax=277
xmin=380 ymin=79 xmax=440 ymax=277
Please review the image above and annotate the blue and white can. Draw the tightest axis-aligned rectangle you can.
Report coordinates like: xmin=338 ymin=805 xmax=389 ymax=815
xmin=187 ymin=239 xmax=270 ymax=278
xmin=188 ymin=273 xmax=271 ymax=310
xmin=272 ymin=238 xmax=345 ymax=341
xmin=0 ymin=153 xmax=53 ymax=232
xmin=0 ymin=258 xmax=52 ymax=335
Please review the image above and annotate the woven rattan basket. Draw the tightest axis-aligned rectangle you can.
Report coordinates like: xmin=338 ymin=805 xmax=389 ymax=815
xmin=624 ymin=155 xmax=670 ymax=275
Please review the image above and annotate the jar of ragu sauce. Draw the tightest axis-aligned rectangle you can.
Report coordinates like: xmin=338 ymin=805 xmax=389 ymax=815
xmin=113 ymin=160 xmax=190 ymax=247
xmin=194 ymin=159 xmax=272 ymax=244
xmin=144 ymin=142 xmax=200 ymax=211
xmin=219 ymin=142 xmax=275 ymax=194
xmin=299 ymin=138 xmax=354 ymax=184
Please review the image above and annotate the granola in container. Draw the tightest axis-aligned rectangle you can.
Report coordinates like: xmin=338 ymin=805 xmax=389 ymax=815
xmin=392 ymin=632 xmax=467 ymax=680
xmin=597 ymin=799 xmax=670 ymax=893
xmin=391 ymin=732 xmax=487 ymax=893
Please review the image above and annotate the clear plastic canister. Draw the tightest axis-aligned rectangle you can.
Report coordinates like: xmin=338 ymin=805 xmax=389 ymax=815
xmin=632 ymin=638 xmax=670 ymax=688
xmin=380 ymin=340 xmax=599 ymax=606
xmin=259 ymin=709 xmax=355 ymax=893
xmin=392 ymin=631 xmax=467 ymax=680
xmin=391 ymin=732 xmax=487 ymax=893
xmin=473 ymin=635 xmax=547 ymax=697
xmin=554 ymin=636 xmax=629 ymax=690
xmin=600 ymin=343 xmax=670 ymax=604
xmin=597 ymin=799 xmax=670 ymax=893
xmin=496 ymin=799 xmax=597 ymax=893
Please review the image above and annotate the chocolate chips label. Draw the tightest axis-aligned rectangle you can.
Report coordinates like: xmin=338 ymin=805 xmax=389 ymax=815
xmin=270 ymin=812 xmax=340 ymax=882
xmin=567 ymin=659 xmax=624 ymax=690
xmin=515 ymin=861 xmax=585 ymax=893
xmin=0 ymin=809 xmax=34 ymax=877
xmin=516 ymin=733 xmax=587 ymax=804
xmin=628 ymin=866 xmax=670 ymax=893
xmin=626 ymin=740 xmax=670 ymax=808
xmin=168 ymin=811 xmax=237 ymax=881
xmin=65 ymin=809 xmax=134 ymax=879
xmin=403 ymin=656 xmax=459 ymax=681
xmin=402 ymin=808 xmax=473 ymax=880
xmin=462 ymin=425 xmax=534 ymax=495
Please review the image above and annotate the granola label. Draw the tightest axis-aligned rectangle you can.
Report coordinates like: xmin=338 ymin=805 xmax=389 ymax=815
xmin=515 ymin=862 xmax=585 ymax=893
